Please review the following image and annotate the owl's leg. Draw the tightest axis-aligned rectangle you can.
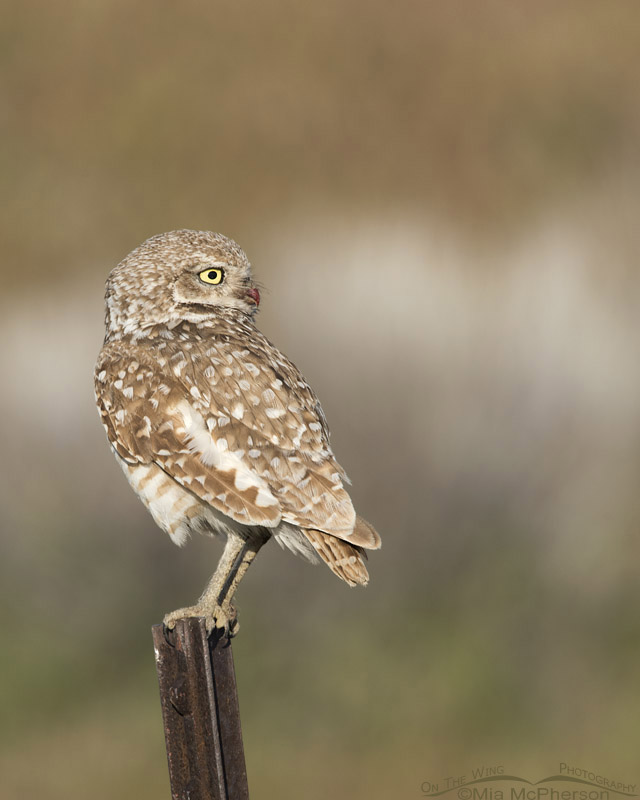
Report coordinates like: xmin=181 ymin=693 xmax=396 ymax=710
xmin=163 ymin=532 xmax=266 ymax=635
xmin=215 ymin=537 xmax=265 ymax=624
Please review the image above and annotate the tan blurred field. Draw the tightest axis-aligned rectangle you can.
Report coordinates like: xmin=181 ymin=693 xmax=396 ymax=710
xmin=2 ymin=1 xmax=640 ymax=798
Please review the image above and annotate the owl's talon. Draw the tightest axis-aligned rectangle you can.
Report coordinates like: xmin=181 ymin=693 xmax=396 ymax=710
xmin=226 ymin=606 xmax=240 ymax=638
xmin=163 ymin=602 xmax=239 ymax=637
xmin=207 ymin=604 xmax=239 ymax=638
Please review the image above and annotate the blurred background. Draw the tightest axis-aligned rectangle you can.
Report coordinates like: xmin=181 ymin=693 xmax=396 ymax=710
xmin=2 ymin=1 xmax=640 ymax=797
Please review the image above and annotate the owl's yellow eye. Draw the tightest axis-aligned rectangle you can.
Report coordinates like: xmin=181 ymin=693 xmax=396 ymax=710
xmin=198 ymin=268 xmax=224 ymax=285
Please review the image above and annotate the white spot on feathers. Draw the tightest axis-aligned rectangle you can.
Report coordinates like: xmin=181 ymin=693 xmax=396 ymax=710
xmin=175 ymin=400 xmax=280 ymax=515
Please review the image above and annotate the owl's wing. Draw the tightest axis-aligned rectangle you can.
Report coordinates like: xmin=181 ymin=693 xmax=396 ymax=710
xmin=95 ymin=346 xmax=282 ymax=528
xmin=176 ymin=335 xmax=378 ymax=547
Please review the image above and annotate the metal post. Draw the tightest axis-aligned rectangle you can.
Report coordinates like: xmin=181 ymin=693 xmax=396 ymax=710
xmin=152 ymin=618 xmax=250 ymax=800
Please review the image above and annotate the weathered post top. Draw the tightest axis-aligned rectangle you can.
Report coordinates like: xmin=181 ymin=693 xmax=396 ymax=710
xmin=152 ymin=618 xmax=249 ymax=800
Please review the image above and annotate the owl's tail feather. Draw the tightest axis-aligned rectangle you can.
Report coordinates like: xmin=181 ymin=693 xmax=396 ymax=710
xmin=303 ymin=529 xmax=370 ymax=587
xmin=351 ymin=515 xmax=382 ymax=550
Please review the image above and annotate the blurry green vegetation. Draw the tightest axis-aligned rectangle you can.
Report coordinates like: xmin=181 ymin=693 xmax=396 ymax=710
xmin=2 ymin=0 xmax=640 ymax=798
xmin=3 ymin=515 xmax=640 ymax=797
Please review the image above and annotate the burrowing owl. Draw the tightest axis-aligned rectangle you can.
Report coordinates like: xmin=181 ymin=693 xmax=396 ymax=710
xmin=95 ymin=230 xmax=381 ymax=634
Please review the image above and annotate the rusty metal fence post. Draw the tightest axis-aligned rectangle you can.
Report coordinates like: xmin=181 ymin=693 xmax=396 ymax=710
xmin=152 ymin=618 xmax=250 ymax=800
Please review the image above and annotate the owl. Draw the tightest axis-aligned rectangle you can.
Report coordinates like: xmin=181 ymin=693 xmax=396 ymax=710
xmin=94 ymin=230 xmax=381 ymax=634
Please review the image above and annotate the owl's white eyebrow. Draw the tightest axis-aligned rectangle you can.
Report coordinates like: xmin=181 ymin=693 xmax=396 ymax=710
xmin=192 ymin=261 xmax=227 ymax=269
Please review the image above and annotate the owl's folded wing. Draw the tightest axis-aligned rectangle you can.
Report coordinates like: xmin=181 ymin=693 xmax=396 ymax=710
xmin=181 ymin=338 xmax=376 ymax=545
xmin=96 ymin=341 xmax=378 ymax=548
xmin=95 ymin=350 xmax=282 ymax=528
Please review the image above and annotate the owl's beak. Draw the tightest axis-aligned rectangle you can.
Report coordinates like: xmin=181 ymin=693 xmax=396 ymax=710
xmin=245 ymin=287 xmax=261 ymax=307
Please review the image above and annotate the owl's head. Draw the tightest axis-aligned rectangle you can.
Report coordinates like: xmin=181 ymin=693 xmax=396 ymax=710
xmin=104 ymin=230 xmax=261 ymax=337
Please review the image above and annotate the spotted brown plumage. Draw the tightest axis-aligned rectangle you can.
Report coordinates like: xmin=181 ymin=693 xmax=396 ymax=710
xmin=94 ymin=229 xmax=381 ymax=633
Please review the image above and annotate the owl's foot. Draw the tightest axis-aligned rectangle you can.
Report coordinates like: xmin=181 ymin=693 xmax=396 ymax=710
xmin=163 ymin=602 xmax=239 ymax=637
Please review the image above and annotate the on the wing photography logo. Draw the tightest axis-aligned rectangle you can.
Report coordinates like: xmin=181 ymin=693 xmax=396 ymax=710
xmin=420 ymin=763 xmax=637 ymax=800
